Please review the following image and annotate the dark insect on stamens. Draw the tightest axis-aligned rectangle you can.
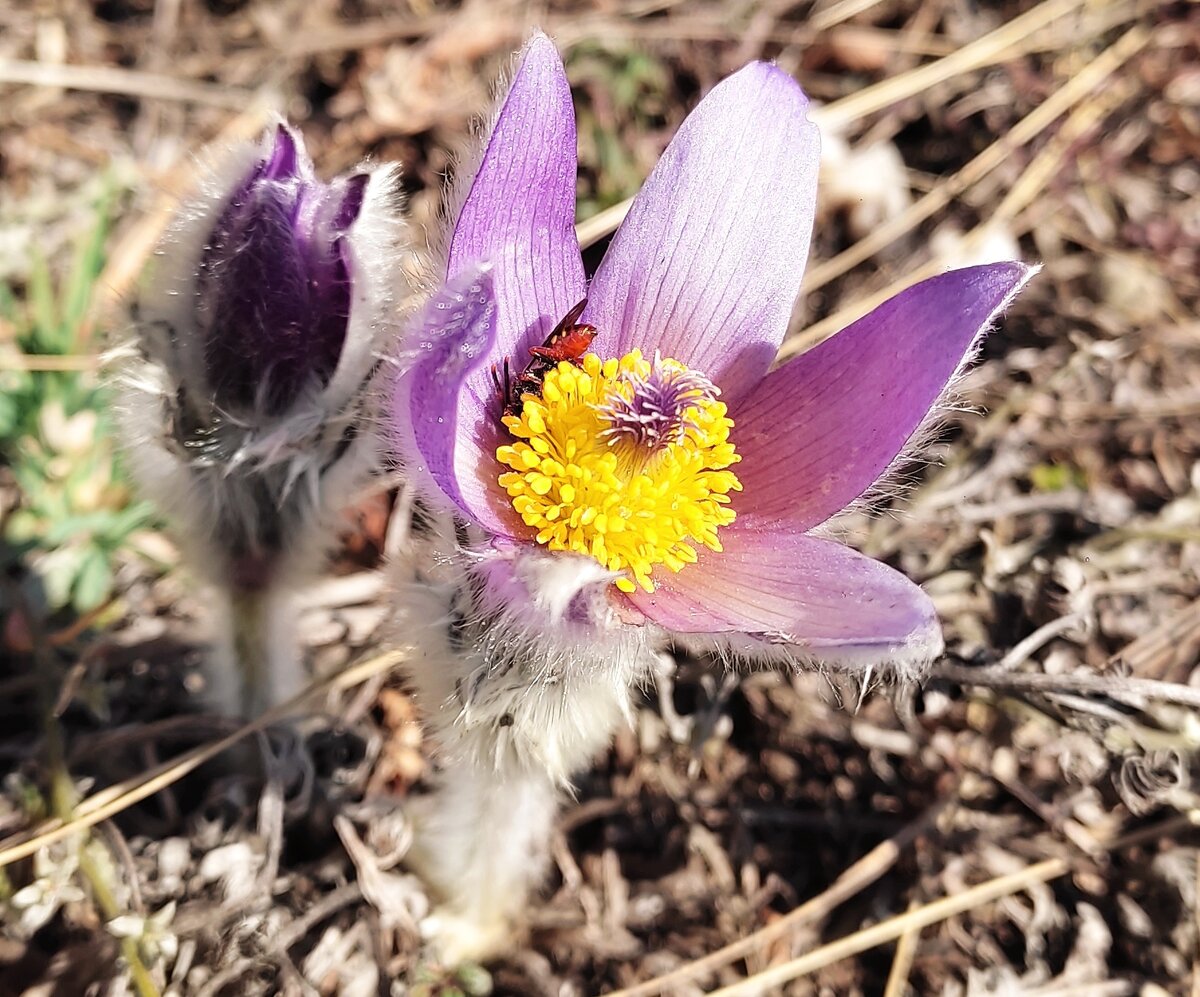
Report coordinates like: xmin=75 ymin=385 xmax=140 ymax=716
xmin=493 ymin=297 xmax=596 ymax=420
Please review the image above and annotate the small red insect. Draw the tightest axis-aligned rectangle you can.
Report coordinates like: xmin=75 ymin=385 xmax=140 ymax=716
xmin=493 ymin=298 xmax=596 ymax=420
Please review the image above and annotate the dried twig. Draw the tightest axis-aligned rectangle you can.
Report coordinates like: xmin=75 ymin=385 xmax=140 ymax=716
xmin=881 ymin=901 xmax=922 ymax=997
xmin=800 ymin=23 xmax=1150 ymax=296
xmin=933 ymin=666 xmax=1200 ymax=711
xmin=608 ymin=797 xmax=953 ymax=997
xmin=0 ymin=649 xmax=406 ymax=869
xmin=576 ymin=0 xmax=1093 ymax=250
xmin=708 ymin=856 xmax=1071 ymax=995
xmin=705 ymin=815 xmax=1189 ymax=996
xmin=0 ymin=57 xmax=266 ymax=109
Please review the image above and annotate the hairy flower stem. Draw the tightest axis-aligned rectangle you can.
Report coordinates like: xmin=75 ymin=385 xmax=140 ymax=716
xmin=405 ymin=750 xmax=561 ymax=964
xmin=392 ymin=510 xmax=651 ymax=961
xmin=212 ymin=583 xmax=305 ymax=720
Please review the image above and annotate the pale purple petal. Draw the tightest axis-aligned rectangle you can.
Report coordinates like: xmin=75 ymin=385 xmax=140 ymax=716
xmin=732 ymin=262 xmax=1036 ymax=530
xmin=401 ymin=265 xmax=521 ymax=537
xmin=585 ymin=62 xmax=819 ymax=403
xmin=447 ymin=30 xmax=586 ymax=379
xmin=627 ymin=528 xmax=941 ymax=670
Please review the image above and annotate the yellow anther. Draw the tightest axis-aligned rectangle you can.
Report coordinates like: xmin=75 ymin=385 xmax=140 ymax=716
xmin=496 ymin=350 xmax=742 ymax=593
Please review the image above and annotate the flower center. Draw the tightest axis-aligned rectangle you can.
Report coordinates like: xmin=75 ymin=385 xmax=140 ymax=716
xmin=496 ymin=349 xmax=742 ymax=594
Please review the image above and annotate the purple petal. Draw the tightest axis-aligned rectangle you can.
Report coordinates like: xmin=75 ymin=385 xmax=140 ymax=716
xmin=585 ymin=62 xmax=819 ymax=404
xmin=197 ymin=127 xmax=365 ymax=415
xmin=447 ymin=31 xmax=586 ymax=373
xmin=401 ymin=265 xmax=521 ymax=536
xmin=628 ymin=528 xmax=941 ymax=671
xmin=261 ymin=123 xmax=300 ymax=181
xmin=732 ymin=262 xmax=1036 ymax=530
xmin=333 ymin=173 xmax=369 ymax=232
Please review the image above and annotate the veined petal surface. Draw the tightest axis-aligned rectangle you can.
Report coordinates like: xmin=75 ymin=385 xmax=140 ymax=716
xmin=628 ymin=527 xmax=942 ymax=673
xmin=732 ymin=263 xmax=1035 ymax=529
xmin=585 ymin=62 xmax=820 ymax=404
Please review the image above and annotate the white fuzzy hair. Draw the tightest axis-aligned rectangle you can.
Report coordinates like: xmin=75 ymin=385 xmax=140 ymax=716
xmin=387 ymin=501 xmax=654 ymax=961
xmin=110 ymin=121 xmax=412 ymax=717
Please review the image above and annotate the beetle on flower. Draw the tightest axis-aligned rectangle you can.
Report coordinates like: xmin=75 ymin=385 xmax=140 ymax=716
xmin=389 ymin=32 xmax=1034 ymax=960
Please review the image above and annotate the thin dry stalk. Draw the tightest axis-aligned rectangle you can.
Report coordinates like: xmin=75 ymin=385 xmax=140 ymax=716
xmin=932 ymin=665 xmax=1200 ymax=711
xmin=881 ymin=901 xmax=922 ymax=997
xmin=1107 ymin=597 xmax=1200 ymax=682
xmin=0 ymin=650 xmax=406 ymax=869
xmin=815 ymin=0 xmax=1087 ymax=131
xmin=809 ymin=0 xmax=889 ymax=32
xmin=607 ymin=798 xmax=953 ymax=997
xmin=780 ymin=51 xmax=1141 ymax=359
xmin=706 ymin=815 xmax=1190 ymax=995
xmin=575 ymin=0 xmax=1092 ymax=249
xmin=706 ymin=857 xmax=1070 ymax=995
xmin=800 ymin=24 xmax=1150 ymax=295
xmin=0 ymin=353 xmax=98 ymax=372
xmin=0 ymin=57 xmax=262 ymax=109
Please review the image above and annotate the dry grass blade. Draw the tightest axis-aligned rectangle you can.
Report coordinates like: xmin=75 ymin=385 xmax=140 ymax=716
xmin=576 ymin=0 xmax=1090 ymax=249
xmin=800 ymin=23 xmax=1150 ymax=295
xmin=881 ymin=901 xmax=923 ymax=997
xmin=0 ymin=57 xmax=264 ymax=109
xmin=0 ymin=353 xmax=97 ymax=372
xmin=607 ymin=799 xmax=952 ymax=997
xmin=1108 ymin=597 xmax=1200 ymax=683
xmin=706 ymin=857 xmax=1069 ymax=995
xmin=706 ymin=816 xmax=1190 ymax=995
xmin=0 ymin=650 xmax=406 ymax=869
xmin=781 ymin=32 xmax=1143 ymax=359
xmin=809 ymin=0 xmax=889 ymax=32
xmin=777 ymin=96 xmax=1096 ymax=359
xmin=816 ymin=0 xmax=1086 ymax=130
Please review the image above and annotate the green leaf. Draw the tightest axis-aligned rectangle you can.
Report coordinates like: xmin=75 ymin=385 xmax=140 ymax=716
xmin=63 ymin=188 xmax=113 ymax=337
xmin=26 ymin=252 xmax=61 ymax=354
xmin=39 ymin=546 xmax=84 ymax=610
xmin=73 ymin=547 xmax=114 ymax=613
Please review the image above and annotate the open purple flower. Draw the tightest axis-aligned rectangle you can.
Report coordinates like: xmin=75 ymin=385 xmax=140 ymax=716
xmin=386 ymin=32 xmax=1036 ymax=962
xmin=394 ymin=34 xmax=1033 ymax=678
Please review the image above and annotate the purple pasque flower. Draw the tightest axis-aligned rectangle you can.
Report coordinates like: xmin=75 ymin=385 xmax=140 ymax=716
xmin=129 ymin=119 xmax=406 ymax=489
xmin=394 ymin=33 xmax=1033 ymax=680
xmin=120 ymin=121 xmax=407 ymax=715
xmin=196 ymin=124 xmax=368 ymax=415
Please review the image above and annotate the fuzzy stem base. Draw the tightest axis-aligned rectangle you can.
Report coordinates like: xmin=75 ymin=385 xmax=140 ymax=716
xmin=405 ymin=755 xmax=560 ymax=964
xmin=393 ymin=516 xmax=652 ymax=962
xmin=209 ymin=583 xmax=306 ymax=718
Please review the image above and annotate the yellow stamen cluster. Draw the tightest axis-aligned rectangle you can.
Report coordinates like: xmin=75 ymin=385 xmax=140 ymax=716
xmin=497 ymin=350 xmax=742 ymax=594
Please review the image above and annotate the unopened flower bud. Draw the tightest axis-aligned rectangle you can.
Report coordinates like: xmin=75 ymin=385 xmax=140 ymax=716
xmin=115 ymin=121 xmax=411 ymax=716
xmin=196 ymin=125 xmax=368 ymax=415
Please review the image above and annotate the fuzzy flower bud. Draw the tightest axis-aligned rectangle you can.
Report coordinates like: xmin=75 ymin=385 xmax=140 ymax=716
xmin=115 ymin=121 xmax=410 ymax=716
xmin=196 ymin=125 xmax=367 ymax=415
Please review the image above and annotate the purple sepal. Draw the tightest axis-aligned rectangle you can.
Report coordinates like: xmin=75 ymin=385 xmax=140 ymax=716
xmin=732 ymin=263 xmax=1036 ymax=530
xmin=197 ymin=124 xmax=367 ymax=415
xmin=402 ymin=264 xmax=523 ymax=536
